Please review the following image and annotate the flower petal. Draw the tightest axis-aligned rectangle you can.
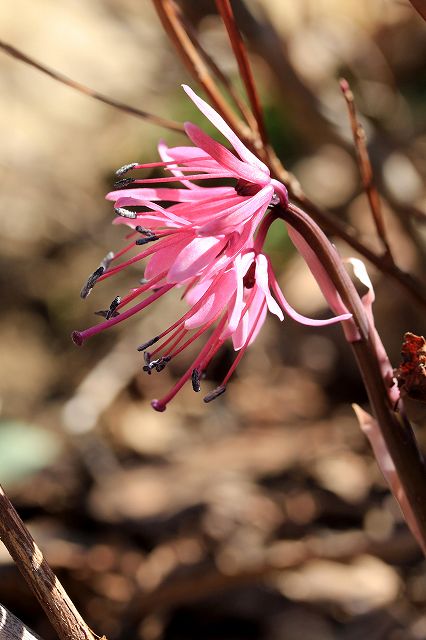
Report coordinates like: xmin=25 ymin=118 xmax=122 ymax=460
xmin=182 ymin=85 xmax=269 ymax=175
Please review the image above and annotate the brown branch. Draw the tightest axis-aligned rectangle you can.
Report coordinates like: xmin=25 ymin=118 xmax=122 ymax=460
xmin=0 ymin=40 xmax=184 ymax=133
xmin=174 ymin=3 xmax=258 ymax=131
xmin=215 ymin=0 xmax=268 ymax=148
xmin=152 ymin=0 xmax=253 ymax=142
xmin=407 ymin=0 xmax=426 ymax=21
xmin=280 ymin=202 xmax=426 ymax=551
xmin=0 ymin=484 xmax=97 ymax=640
xmin=0 ymin=603 xmax=44 ymax=640
xmin=340 ymin=78 xmax=393 ymax=259
xmin=270 ymin=157 xmax=426 ymax=308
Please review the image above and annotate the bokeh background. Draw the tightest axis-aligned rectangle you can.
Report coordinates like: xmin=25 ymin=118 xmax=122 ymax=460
xmin=1 ymin=1 xmax=426 ymax=638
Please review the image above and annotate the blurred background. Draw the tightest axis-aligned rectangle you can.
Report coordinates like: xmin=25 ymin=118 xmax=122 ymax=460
xmin=1 ymin=1 xmax=426 ymax=638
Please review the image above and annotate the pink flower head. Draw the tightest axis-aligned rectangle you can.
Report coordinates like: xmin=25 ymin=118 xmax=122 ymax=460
xmin=72 ymin=86 xmax=351 ymax=411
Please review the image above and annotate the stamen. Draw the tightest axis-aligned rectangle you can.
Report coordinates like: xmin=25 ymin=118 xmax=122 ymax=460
xmin=203 ymin=386 xmax=226 ymax=403
xmin=115 ymin=162 xmax=138 ymax=177
xmin=106 ymin=296 xmax=121 ymax=320
xmin=114 ymin=207 xmax=137 ymax=219
xmin=135 ymin=235 xmax=159 ymax=246
xmin=137 ymin=336 xmax=160 ymax=352
xmin=114 ymin=177 xmax=135 ymax=188
xmin=142 ymin=355 xmax=171 ymax=374
xmin=80 ymin=266 xmax=104 ymax=299
xmin=135 ymin=226 xmax=156 ymax=237
xmin=101 ymin=251 xmax=115 ymax=270
xmin=270 ymin=193 xmax=280 ymax=207
xmin=151 ymin=315 xmax=227 ymax=412
xmin=191 ymin=369 xmax=201 ymax=392
xmin=72 ymin=283 xmax=174 ymax=346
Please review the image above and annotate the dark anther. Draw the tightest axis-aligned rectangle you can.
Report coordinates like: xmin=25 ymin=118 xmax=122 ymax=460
xmin=114 ymin=177 xmax=135 ymax=188
xmin=94 ymin=309 xmax=118 ymax=319
xmin=135 ymin=235 xmax=159 ymax=246
xmin=80 ymin=266 xmax=105 ymax=299
xmin=143 ymin=351 xmax=151 ymax=366
xmin=137 ymin=336 xmax=159 ymax=352
xmin=100 ymin=251 xmax=114 ymax=271
xmin=114 ymin=207 xmax=137 ymax=219
xmin=203 ymin=385 xmax=226 ymax=403
xmin=105 ymin=296 xmax=121 ymax=320
xmin=243 ymin=262 xmax=256 ymax=289
xmin=135 ymin=226 xmax=155 ymax=237
xmin=143 ymin=355 xmax=171 ymax=374
xmin=115 ymin=162 xmax=138 ymax=177
xmin=191 ymin=369 xmax=201 ymax=393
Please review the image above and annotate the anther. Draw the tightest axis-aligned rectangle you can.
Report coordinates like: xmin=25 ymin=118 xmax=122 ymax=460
xmin=135 ymin=235 xmax=159 ymax=246
xmin=191 ymin=369 xmax=201 ymax=392
xmin=114 ymin=177 xmax=135 ymax=188
xmin=106 ymin=296 xmax=121 ymax=320
xmin=101 ymin=251 xmax=115 ymax=270
xmin=115 ymin=162 xmax=138 ymax=177
xmin=203 ymin=385 xmax=226 ymax=403
xmin=135 ymin=226 xmax=155 ymax=237
xmin=80 ymin=266 xmax=105 ymax=299
xmin=114 ymin=207 xmax=137 ymax=219
xmin=137 ymin=336 xmax=160 ymax=352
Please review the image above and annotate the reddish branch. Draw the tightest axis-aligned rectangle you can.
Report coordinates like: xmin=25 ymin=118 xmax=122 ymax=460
xmin=0 ymin=485 xmax=96 ymax=640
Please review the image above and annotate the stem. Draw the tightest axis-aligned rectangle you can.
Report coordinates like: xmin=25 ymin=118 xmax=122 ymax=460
xmin=340 ymin=78 xmax=393 ymax=259
xmin=0 ymin=484 xmax=96 ymax=640
xmin=152 ymin=0 xmax=253 ymax=141
xmin=279 ymin=203 xmax=426 ymax=550
xmin=215 ymin=0 xmax=268 ymax=147
xmin=0 ymin=40 xmax=184 ymax=132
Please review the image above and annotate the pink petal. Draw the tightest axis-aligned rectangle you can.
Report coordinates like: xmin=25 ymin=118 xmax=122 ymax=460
xmin=106 ymin=186 xmax=236 ymax=203
xmin=144 ymin=235 xmax=191 ymax=281
xmin=227 ymin=253 xmax=255 ymax=333
xmin=182 ymin=85 xmax=270 ymax=175
xmin=167 ymin=236 xmax=227 ymax=283
xmin=255 ymin=254 xmax=284 ymax=320
xmin=197 ymin=186 xmax=274 ymax=236
xmin=185 ymin=123 xmax=269 ymax=185
xmin=185 ymin=270 xmax=237 ymax=329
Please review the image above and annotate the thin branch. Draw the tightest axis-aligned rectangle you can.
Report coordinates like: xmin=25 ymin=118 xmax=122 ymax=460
xmin=215 ymin=0 xmax=268 ymax=148
xmin=152 ymin=0 xmax=253 ymax=141
xmin=0 ymin=40 xmax=184 ymax=133
xmin=280 ymin=202 xmax=426 ymax=551
xmin=268 ymin=154 xmax=426 ymax=308
xmin=407 ymin=0 xmax=426 ymax=21
xmin=0 ymin=603 xmax=43 ymax=640
xmin=0 ymin=484 xmax=97 ymax=640
xmin=174 ymin=2 xmax=258 ymax=131
xmin=340 ymin=78 xmax=393 ymax=260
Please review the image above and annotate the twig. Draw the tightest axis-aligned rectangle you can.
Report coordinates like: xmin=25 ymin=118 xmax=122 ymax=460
xmin=0 ymin=484 xmax=96 ymax=640
xmin=407 ymin=0 xmax=426 ymax=21
xmin=215 ymin=0 xmax=268 ymax=148
xmin=0 ymin=603 xmax=43 ymax=640
xmin=152 ymin=0 xmax=253 ymax=141
xmin=0 ymin=40 xmax=184 ymax=133
xmin=174 ymin=2 xmax=258 ymax=131
xmin=340 ymin=78 xmax=393 ymax=260
xmin=280 ymin=202 xmax=426 ymax=551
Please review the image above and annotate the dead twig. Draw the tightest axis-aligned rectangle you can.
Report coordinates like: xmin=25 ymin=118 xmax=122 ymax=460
xmin=340 ymin=78 xmax=393 ymax=260
xmin=0 ymin=40 xmax=184 ymax=133
xmin=215 ymin=0 xmax=268 ymax=148
xmin=0 ymin=484 xmax=97 ymax=640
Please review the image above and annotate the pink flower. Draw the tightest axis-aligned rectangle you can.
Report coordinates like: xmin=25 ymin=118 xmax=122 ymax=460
xmin=72 ymin=86 xmax=351 ymax=411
